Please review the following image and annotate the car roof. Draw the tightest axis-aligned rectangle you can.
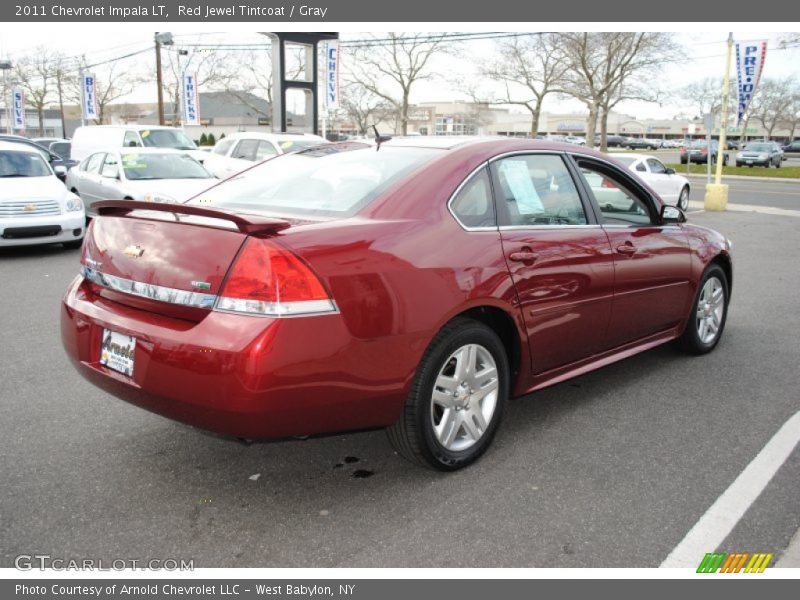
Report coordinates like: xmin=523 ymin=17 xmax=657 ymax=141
xmin=222 ymin=131 xmax=326 ymax=142
xmin=612 ymin=153 xmax=654 ymax=161
xmin=0 ymin=140 xmax=46 ymax=153
xmin=90 ymin=147 xmax=192 ymax=155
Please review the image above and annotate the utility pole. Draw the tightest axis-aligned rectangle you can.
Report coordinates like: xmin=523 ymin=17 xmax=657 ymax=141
xmin=704 ymin=32 xmax=733 ymax=212
xmin=154 ymin=32 xmax=174 ymax=126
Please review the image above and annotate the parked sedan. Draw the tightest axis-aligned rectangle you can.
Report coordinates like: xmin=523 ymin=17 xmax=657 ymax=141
xmin=0 ymin=141 xmax=85 ymax=248
xmin=66 ymin=149 xmax=218 ymax=217
xmin=680 ymin=140 xmax=729 ymax=165
xmin=611 ymin=153 xmax=691 ymax=210
xmin=62 ymin=138 xmax=732 ymax=470
xmin=735 ymin=142 xmax=783 ymax=168
xmin=781 ymin=140 xmax=800 ymax=153
xmin=203 ymin=132 xmax=327 ymax=179
xmin=625 ymin=138 xmax=660 ymax=150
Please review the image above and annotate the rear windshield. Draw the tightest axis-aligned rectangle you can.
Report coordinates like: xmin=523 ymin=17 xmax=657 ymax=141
xmin=0 ymin=150 xmax=51 ymax=177
xmin=190 ymin=143 xmax=443 ymax=217
xmin=121 ymin=153 xmax=213 ymax=180
xmin=141 ymin=129 xmax=197 ymax=150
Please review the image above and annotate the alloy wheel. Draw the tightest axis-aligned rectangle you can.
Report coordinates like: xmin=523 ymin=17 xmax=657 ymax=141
xmin=430 ymin=343 xmax=499 ymax=451
xmin=696 ymin=276 xmax=725 ymax=344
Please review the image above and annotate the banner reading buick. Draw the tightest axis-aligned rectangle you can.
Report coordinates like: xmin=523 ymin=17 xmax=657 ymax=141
xmin=735 ymin=40 xmax=767 ymax=126
xmin=11 ymin=88 xmax=25 ymax=131
xmin=81 ymin=73 xmax=99 ymax=120
xmin=182 ymin=72 xmax=200 ymax=126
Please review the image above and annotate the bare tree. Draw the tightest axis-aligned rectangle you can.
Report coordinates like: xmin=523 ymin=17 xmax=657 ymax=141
xmin=222 ymin=48 xmax=307 ymax=125
xmin=749 ymin=77 xmax=797 ymax=139
xmin=560 ymin=33 xmax=679 ymax=150
xmin=11 ymin=47 xmax=59 ymax=135
xmin=780 ymin=85 xmax=800 ymax=142
xmin=67 ymin=59 xmax=144 ymax=125
xmin=346 ymin=33 xmax=447 ymax=135
xmin=678 ymin=77 xmax=736 ymax=120
xmin=162 ymin=48 xmax=235 ymax=125
xmin=476 ymin=33 xmax=569 ymax=137
xmin=338 ymin=83 xmax=394 ymax=135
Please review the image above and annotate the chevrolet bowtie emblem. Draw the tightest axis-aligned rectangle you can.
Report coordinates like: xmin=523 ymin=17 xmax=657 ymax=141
xmin=23 ymin=203 xmax=36 ymax=212
xmin=123 ymin=244 xmax=145 ymax=258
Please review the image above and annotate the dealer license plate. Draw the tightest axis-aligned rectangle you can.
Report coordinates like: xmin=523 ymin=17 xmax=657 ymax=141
xmin=100 ymin=329 xmax=136 ymax=377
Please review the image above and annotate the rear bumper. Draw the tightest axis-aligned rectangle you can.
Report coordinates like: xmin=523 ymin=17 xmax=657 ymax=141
xmin=61 ymin=276 xmax=419 ymax=439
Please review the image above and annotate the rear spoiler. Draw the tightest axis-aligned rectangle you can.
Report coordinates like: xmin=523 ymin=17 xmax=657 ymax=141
xmin=94 ymin=200 xmax=291 ymax=235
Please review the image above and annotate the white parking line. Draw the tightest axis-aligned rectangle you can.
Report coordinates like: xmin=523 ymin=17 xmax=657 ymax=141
xmin=660 ymin=411 xmax=800 ymax=568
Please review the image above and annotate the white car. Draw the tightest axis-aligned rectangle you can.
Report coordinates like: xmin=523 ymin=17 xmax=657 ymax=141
xmin=610 ymin=153 xmax=691 ymax=210
xmin=564 ymin=135 xmax=586 ymax=146
xmin=66 ymin=148 xmax=218 ymax=217
xmin=70 ymin=125 xmax=207 ymax=164
xmin=0 ymin=141 xmax=85 ymax=249
xmin=203 ymin=132 xmax=327 ymax=179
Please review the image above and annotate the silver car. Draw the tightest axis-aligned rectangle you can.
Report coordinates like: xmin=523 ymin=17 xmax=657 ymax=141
xmin=66 ymin=148 xmax=218 ymax=217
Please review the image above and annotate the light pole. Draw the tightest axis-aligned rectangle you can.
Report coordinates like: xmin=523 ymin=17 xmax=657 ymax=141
xmin=0 ymin=60 xmax=12 ymax=135
xmin=154 ymin=32 xmax=174 ymax=126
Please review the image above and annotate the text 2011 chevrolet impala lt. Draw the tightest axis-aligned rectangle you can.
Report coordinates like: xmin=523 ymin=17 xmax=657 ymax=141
xmin=61 ymin=138 xmax=732 ymax=470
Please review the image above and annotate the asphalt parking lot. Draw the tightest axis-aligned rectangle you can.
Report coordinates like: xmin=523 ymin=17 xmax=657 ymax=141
xmin=1 ymin=180 xmax=799 ymax=568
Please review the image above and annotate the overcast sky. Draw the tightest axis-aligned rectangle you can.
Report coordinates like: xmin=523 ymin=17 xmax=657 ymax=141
xmin=0 ymin=27 xmax=797 ymax=119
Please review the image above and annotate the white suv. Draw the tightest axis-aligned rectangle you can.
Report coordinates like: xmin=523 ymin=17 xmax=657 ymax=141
xmin=0 ymin=142 xmax=85 ymax=249
xmin=203 ymin=132 xmax=327 ymax=179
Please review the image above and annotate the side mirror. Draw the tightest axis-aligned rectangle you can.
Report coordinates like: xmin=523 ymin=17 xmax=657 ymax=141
xmin=53 ymin=165 xmax=67 ymax=176
xmin=661 ymin=204 xmax=686 ymax=224
xmin=664 ymin=168 xmax=676 ymax=175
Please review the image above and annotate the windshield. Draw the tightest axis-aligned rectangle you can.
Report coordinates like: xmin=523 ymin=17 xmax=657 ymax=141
xmin=140 ymin=129 xmax=197 ymax=150
xmin=614 ymin=157 xmax=637 ymax=167
xmin=744 ymin=143 xmax=772 ymax=152
xmin=0 ymin=150 xmax=52 ymax=177
xmin=120 ymin=153 xmax=213 ymax=180
xmin=190 ymin=143 xmax=443 ymax=217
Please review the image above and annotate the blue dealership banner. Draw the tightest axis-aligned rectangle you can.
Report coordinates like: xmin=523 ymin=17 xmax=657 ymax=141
xmin=11 ymin=88 xmax=25 ymax=131
xmin=81 ymin=73 xmax=99 ymax=121
xmin=325 ymin=40 xmax=340 ymax=110
xmin=734 ymin=40 xmax=767 ymax=126
xmin=182 ymin=72 xmax=200 ymax=126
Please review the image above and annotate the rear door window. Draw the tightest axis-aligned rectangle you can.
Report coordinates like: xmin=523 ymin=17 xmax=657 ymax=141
xmin=231 ymin=139 xmax=259 ymax=161
xmin=490 ymin=154 xmax=587 ymax=226
xmin=450 ymin=168 xmax=495 ymax=228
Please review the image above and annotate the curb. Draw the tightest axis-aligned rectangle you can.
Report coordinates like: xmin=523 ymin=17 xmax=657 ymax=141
xmin=776 ymin=527 xmax=800 ymax=567
xmin=682 ymin=173 xmax=800 ymax=184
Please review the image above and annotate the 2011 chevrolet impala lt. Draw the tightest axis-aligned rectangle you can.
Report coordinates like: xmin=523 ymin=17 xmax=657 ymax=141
xmin=61 ymin=138 xmax=732 ymax=470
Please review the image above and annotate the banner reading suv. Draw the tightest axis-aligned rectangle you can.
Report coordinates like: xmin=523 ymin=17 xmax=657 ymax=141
xmin=3 ymin=1 xmax=800 ymax=22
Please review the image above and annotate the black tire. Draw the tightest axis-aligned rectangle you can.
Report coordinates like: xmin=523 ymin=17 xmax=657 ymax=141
xmin=776 ymin=160 xmax=781 ymax=169
xmin=680 ymin=158 xmax=687 ymax=165
xmin=63 ymin=239 xmax=83 ymax=250
xmin=387 ymin=317 xmax=509 ymax=471
xmin=676 ymin=264 xmax=729 ymax=355
xmin=678 ymin=186 xmax=690 ymax=211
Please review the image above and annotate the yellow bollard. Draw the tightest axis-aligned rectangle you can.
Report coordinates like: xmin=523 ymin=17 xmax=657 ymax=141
xmin=704 ymin=183 xmax=729 ymax=211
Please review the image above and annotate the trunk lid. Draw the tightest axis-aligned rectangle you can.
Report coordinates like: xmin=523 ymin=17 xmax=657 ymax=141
xmin=81 ymin=201 xmax=292 ymax=320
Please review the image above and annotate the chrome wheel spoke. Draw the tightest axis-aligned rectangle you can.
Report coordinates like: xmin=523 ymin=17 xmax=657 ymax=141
xmin=462 ymin=412 xmax=483 ymax=442
xmin=432 ymin=388 xmax=456 ymax=409
xmin=436 ymin=409 xmax=461 ymax=447
xmin=471 ymin=365 xmax=498 ymax=391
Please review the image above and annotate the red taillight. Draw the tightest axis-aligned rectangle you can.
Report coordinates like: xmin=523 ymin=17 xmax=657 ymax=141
xmin=216 ymin=238 xmax=335 ymax=317
xmin=701 ymin=148 xmax=708 ymax=154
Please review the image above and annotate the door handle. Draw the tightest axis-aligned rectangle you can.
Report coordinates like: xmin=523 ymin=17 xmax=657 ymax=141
xmin=615 ymin=242 xmax=637 ymax=255
xmin=509 ymin=249 xmax=539 ymax=263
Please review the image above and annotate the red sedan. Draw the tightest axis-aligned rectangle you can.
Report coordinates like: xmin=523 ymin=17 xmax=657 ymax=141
xmin=61 ymin=138 xmax=732 ymax=470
